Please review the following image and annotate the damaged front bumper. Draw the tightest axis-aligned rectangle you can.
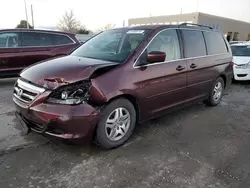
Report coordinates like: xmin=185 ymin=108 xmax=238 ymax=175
xmin=13 ymin=78 xmax=101 ymax=143
xmin=14 ymin=98 xmax=100 ymax=142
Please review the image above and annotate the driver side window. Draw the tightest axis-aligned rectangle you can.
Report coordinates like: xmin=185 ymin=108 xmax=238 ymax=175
xmin=146 ymin=29 xmax=181 ymax=63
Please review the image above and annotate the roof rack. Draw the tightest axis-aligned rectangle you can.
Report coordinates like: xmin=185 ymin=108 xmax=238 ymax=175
xmin=178 ymin=23 xmax=213 ymax=30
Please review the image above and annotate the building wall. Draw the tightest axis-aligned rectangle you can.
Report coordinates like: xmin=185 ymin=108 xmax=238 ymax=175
xmin=128 ymin=12 xmax=250 ymax=41
xmin=128 ymin=13 xmax=199 ymax=26
xmin=198 ymin=13 xmax=250 ymax=41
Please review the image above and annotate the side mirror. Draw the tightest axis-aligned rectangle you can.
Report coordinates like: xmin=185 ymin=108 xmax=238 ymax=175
xmin=147 ymin=51 xmax=166 ymax=64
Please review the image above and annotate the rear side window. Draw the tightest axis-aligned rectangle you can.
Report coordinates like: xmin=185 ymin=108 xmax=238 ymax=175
xmin=0 ymin=32 xmax=20 ymax=48
xmin=181 ymin=30 xmax=206 ymax=58
xmin=49 ymin=34 xmax=74 ymax=45
xmin=21 ymin=32 xmax=53 ymax=47
xmin=203 ymin=31 xmax=228 ymax=55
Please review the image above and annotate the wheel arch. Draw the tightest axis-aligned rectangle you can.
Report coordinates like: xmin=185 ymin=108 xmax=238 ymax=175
xmin=219 ymin=74 xmax=227 ymax=88
xmin=107 ymin=94 xmax=141 ymax=124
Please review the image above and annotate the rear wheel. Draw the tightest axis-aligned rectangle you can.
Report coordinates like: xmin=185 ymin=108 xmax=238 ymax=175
xmin=95 ymin=98 xmax=136 ymax=149
xmin=206 ymin=77 xmax=224 ymax=106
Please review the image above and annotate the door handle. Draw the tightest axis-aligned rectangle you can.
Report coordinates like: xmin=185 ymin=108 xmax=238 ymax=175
xmin=176 ymin=65 xmax=185 ymax=71
xmin=190 ymin=63 xmax=197 ymax=69
xmin=0 ymin=60 xmax=8 ymax=64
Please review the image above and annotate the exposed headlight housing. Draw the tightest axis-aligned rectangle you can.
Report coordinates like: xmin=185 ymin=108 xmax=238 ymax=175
xmin=45 ymin=81 xmax=91 ymax=105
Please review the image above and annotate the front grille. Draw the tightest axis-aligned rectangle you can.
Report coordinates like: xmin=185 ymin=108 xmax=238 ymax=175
xmin=13 ymin=79 xmax=45 ymax=104
xmin=237 ymin=74 xmax=248 ymax=77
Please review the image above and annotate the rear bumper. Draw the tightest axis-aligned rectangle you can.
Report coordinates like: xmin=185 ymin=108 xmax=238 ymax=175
xmin=13 ymin=97 xmax=100 ymax=143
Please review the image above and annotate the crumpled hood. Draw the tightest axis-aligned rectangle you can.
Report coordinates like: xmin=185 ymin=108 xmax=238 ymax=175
xmin=20 ymin=55 xmax=119 ymax=89
xmin=233 ymin=56 xmax=250 ymax=65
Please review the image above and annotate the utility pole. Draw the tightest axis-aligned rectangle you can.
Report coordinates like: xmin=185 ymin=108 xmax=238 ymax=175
xmin=31 ymin=4 xmax=34 ymax=28
xmin=24 ymin=0 xmax=29 ymax=28
xmin=196 ymin=0 xmax=199 ymax=12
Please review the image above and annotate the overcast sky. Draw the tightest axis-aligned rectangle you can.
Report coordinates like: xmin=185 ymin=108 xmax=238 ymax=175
xmin=1 ymin=0 xmax=250 ymax=30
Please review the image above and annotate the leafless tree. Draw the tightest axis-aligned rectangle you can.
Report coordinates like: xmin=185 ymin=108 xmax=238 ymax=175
xmin=100 ymin=23 xmax=116 ymax=31
xmin=16 ymin=20 xmax=33 ymax=29
xmin=57 ymin=10 xmax=80 ymax=33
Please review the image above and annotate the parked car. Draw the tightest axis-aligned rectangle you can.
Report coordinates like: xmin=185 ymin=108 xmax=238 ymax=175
xmin=13 ymin=24 xmax=233 ymax=149
xmin=75 ymin=34 xmax=93 ymax=44
xmin=0 ymin=29 xmax=81 ymax=78
xmin=231 ymin=42 xmax=250 ymax=80
xmin=229 ymin=41 xmax=247 ymax=45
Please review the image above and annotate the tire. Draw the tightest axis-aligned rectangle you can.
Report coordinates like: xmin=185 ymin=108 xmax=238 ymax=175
xmin=95 ymin=98 xmax=136 ymax=149
xmin=206 ymin=77 xmax=225 ymax=106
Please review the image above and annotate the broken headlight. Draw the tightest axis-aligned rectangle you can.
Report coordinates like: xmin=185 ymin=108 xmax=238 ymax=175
xmin=45 ymin=81 xmax=91 ymax=105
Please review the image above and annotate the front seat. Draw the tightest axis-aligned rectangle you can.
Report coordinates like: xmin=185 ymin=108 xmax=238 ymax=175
xmin=160 ymin=41 xmax=175 ymax=61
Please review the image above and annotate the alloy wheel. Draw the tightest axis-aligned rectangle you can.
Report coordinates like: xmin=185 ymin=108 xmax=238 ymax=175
xmin=105 ymin=107 xmax=131 ymax=141
xmin=213 ymin=81 xmax=223 ymax=102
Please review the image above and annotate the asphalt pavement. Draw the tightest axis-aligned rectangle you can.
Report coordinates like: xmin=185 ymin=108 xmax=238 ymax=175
xmin=0 ymin=78 xmax=250 ymax=188
xmin=0 ymin=78 xmax=48 ymax=154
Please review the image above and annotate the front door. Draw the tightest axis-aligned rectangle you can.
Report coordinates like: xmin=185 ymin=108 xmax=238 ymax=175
xmin=133 ymin=29 xmax=188 ymax=118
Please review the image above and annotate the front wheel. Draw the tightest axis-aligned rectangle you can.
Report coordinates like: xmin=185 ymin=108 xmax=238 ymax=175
xmin=206 ymin=77 xmax=224 ymax=106
xmin=95 ymin=98 xmax=136 ymax=149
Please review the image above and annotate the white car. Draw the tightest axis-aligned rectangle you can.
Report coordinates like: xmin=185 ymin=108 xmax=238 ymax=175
xmin=229 ymin=41 xmax=247 ymax=45
xmin=231 ymin=43 xmax=250 ymax=80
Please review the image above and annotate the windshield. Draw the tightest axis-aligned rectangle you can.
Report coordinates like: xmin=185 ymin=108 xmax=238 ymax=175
xmin=71 ymin=29 xmax=151 ymax=63
xmin=231 ymin=45 xmax=250 ymax=56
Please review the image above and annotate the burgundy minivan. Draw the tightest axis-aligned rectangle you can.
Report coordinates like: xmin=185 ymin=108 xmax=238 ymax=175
xmin=0 ymin=29 xmax=80 ymax=78
xmin=13 ymin=24 xmax=233 ymax=149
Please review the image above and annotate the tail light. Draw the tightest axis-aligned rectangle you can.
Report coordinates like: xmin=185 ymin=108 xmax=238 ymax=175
xmin=232 ymin=60 xmax=234 ymax=66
